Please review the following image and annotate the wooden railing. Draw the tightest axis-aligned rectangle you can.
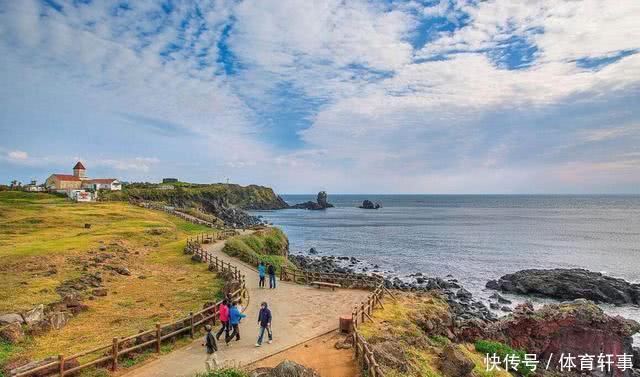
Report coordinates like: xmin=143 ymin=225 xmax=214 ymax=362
xmin=280 ymin=265 xmax=388 ymax=376
xmin=12 ymin=237 xmax=247 ymax=377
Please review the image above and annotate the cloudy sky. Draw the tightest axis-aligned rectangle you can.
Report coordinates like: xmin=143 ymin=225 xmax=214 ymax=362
xmin=1 ymin=0 xmax=639 ymax=194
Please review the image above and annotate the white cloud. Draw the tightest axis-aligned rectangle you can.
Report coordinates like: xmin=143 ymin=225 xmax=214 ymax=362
xmin=7 ymin=150 xmax=28 ymax=161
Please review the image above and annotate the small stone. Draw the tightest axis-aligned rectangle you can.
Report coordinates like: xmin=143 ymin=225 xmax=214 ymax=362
xmin=0 ymin=313 xmax=24 ymax=325
xmin=92 ymin=288 xmax=107 ymax=297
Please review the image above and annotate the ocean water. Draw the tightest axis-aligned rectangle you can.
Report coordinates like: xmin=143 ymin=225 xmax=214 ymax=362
xmin=252 ymin=194 xmax=640 ymax=341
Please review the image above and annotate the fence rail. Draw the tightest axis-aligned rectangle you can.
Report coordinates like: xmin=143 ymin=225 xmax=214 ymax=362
xmin=12 ymin=236 xmax=247 ymax=377
xmin=281 ymin=266 xmax=387 ymax=376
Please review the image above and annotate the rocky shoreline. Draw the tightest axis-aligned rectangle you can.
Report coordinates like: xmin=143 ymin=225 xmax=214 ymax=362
xmin=486 ymin=268 xmax=640 ymax=305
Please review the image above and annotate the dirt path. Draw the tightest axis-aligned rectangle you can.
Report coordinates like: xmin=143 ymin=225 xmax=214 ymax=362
xmin=124 ymin=238 xmax=369 ymax=377
xmin=250 ymin=330 xmax=360 ymax=377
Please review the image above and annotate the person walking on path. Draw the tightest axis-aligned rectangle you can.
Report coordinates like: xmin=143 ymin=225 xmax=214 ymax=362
xmin=215 ymin=299 xmax=229 ymax=341
xmin=267 ymin=263 xmax=276 ymax=289
xmin=203 ymin=325 xmax=218 ymax=371
xmin=225 ymin=301 xmax=246 ymax=345
xmin=258 ymin=262 xmax=266 ymax=288
xmin=255 ymin=302 xmax=273 ymax=347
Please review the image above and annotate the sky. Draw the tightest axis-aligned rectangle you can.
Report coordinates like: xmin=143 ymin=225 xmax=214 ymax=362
xmin=0 ymin=0 xmax=639 ymax=194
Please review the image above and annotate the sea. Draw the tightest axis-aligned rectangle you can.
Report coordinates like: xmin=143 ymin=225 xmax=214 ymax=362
xmin=251 ymin=194 xmax=640 ymax=343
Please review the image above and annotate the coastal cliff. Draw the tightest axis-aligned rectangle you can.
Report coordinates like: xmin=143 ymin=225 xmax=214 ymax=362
xmin=101 ymin=182 xmax=288 ymax=227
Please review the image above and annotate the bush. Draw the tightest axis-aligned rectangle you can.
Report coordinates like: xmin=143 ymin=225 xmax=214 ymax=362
xmin=474 ymin=340 xmax=533 ymax=376
xmin=222 ymin=228 xmax=293 ymax=272
xmin=194 ymin=368 xmax=249 ymax=377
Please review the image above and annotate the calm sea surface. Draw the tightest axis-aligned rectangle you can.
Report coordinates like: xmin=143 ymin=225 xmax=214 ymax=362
xmin=252 ymin=194 xmax=640 ymax=340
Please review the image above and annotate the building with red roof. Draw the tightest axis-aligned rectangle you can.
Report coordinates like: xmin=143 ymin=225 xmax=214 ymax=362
xmin=45 ymin=162 xmax=121 ymax=193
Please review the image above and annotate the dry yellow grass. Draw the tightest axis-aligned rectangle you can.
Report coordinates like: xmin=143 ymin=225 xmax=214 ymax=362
xmin=0 ymin=192 xmax=223 ymax=362
xmin=359 ymin=293 xmax=511 ymax=377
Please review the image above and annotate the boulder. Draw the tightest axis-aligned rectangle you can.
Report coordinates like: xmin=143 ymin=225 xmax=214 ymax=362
xmin=290 ymin=192 xmax=334 ymax=210
xmin=456 ymin=288 xmax=472 ymax=301
xmin=0 ymin=313 xmax=24 ymax=325
xmin=632 ymin=347 xmax=640 ymax=369
xmin=439 ymin=344 xmax=475 ymax=377
xmin=371 ymin=340 xmax=409 ymax=372
xmin=250 ymin=360 xmax=320 ymax=377
xmin=92 ymin=288 xmax=107 ymax=297
xmin=487 ymin=299 xmax=640 ymax=375
xmin=0 ymin=322 xmax=24 ymax=344
xmin=22 ymin=304 xmax=45 ymax=325
xmin=359 ymin=200 xmax=381 ymax=209
xmin=48 ymin=311 xmax=72 ymax=330
xmin=486 ymin=268 xmax=640 ymax=305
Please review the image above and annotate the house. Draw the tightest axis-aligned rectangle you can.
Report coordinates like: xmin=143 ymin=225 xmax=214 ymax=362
xmin=45 ymin=162 xmax=121 ymax=196
xmin=83 ymin=179 xmax=122 ymax=191
xmin=23 ymin=180 xmax=45 ymax=192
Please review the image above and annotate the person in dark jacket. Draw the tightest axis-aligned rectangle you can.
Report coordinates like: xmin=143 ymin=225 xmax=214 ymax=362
xmin=267 ymin=264 xmax=276 ymax=289
xmin=255 ymin=302 xmax=272 ymax=347
xmin=203 ymin=325 xmax=218 ymax=370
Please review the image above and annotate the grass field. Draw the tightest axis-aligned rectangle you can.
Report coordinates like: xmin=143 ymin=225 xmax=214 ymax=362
xmin=0 ymin=192 xmax=223 ymax=366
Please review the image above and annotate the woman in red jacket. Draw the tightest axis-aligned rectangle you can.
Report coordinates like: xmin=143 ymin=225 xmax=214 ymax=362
xmin=215 ymin=299 xmax=230 ymax=341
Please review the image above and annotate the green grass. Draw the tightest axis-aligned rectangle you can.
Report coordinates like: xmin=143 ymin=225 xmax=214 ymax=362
xmin=475 ymin=340 xmax=534 ymax=376
xmin=0 ymin=191 xmax=224 ymax=366
xmin=222 ymin=228 xmax=294 ymax=272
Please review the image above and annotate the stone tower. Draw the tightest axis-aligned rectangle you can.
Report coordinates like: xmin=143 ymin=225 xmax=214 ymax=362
xmin=73 ymin=161 xmax=86 ymax=178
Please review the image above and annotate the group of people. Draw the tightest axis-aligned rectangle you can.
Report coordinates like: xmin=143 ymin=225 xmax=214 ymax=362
xmin=203 ymin=297 xmax=274 ymax=370
xmin=202 ymin=262 xmax=279 ymax=371
xmin=258 ymin=261 xmax=277 ymax=289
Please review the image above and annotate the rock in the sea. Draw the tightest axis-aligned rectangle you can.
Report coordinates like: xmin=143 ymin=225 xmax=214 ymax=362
xmin=359 ymin=200 xmax=381 ymax=209
xmin=486 ymin=268 xmax=640 ymax=305
xmin=487 ymin=299 xmax=640 ymax=372
xmin=439 ymin=344 xmax=475 ymax=377
xmin=291 ymin=191 xmax=335 ymax=210
xmin=0 ymin=322 xmax=24 ymax=344
xmin=456 ymin=288 xmax=472 ymax=301
xmin=308 ymin=247 xmax=318 ymax=255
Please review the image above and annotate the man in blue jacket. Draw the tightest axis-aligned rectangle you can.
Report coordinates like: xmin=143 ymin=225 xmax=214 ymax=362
xmin=258 ymin=262 xmax=266 ymax=288
xmin=225 ymin=301 xmax=246 ymax=345
xmin=255 ymin=301 xmax=272 ymax=347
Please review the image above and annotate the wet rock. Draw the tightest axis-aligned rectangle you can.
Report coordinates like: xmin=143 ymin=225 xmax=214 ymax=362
xmin=22 ymin=304 xmax=45 ymax=325
xmin=489 ymin=303 xmax=500 ymax=310
xmin=0 ymin=322 xmax=24 ymax=344
xmin=486 ymin=268 xmax=640 ymax=305
xmin=456 ymin=288 xmax=472 ymax=301
xmin=308 ymin=247 xmax=318 ymax=255
xmin=500 ymin=306 xmax=512 ymax=312
xmin=439 ymin=344 xmax=475 ymax=377
xmin=359 ymin=200 xmax=381 ymax=209
xmin=291 ymin=191 xmax=334 ymax=210
xmin=0 ymin=313 xmax=24 ymax=325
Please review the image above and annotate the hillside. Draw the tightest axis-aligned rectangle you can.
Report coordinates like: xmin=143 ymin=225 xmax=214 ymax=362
xmin=100 ymin=183 xmax=288 ymax=227
xmin=101 ymin=182 xmax=288 ymax=210
xmin=0 ymin=192 xmax=224 ymax=371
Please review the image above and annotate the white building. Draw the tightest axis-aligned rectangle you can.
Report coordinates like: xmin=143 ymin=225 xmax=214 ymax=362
xmin=82 ymin=179 xmax=122 ymax=191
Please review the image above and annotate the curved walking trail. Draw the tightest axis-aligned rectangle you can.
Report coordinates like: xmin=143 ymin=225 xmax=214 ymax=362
xmin=125 ymin=238 xmax=370 ymax=377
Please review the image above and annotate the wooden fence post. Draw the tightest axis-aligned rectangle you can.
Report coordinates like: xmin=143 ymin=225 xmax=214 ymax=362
xmin=58 ymin=354 xmax=65 ymax=377
xmin=190 ymin=312 xmax=194 ymax=339
xmin=111 ymin=337 xmax=119 ymax=371
xmin=361 ymin=303 xmax=365 ymax=323
xmin=155 ymin=323 xmax=161 ymax=353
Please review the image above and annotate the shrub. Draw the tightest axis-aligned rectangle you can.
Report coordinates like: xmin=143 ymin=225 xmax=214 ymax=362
xmin=194 ymin=368 xmax=249 ymax=377
xmin=474 ymin=340 xmax=534 ymax=376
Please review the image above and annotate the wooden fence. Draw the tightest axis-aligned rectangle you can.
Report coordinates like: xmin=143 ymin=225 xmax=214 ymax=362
xmin=12 ymin=237 xmax=247 ymax=377
xmin=280 ymin=265 xmax=389 ymax=376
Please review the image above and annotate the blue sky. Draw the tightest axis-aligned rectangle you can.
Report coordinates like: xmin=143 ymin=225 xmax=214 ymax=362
xmin=1 ymin=0 xmax=639 ymax=194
